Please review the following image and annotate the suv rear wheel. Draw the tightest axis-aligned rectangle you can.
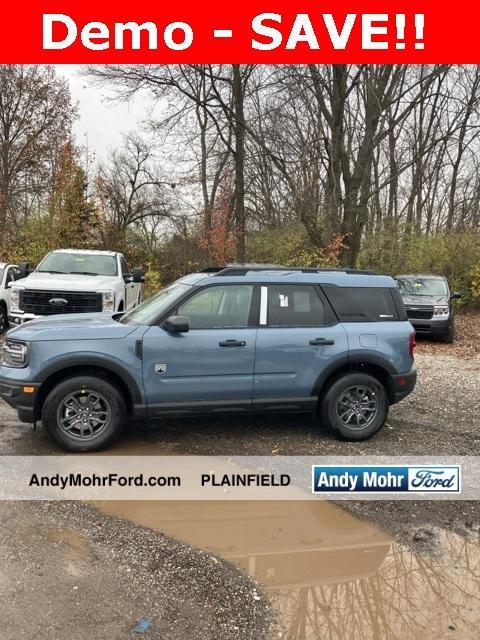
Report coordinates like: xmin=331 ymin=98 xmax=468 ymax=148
xmin=42 ymin=376 xmax=126 ymax=452
xmin=320 ymin=373 xmax=389 ymax=440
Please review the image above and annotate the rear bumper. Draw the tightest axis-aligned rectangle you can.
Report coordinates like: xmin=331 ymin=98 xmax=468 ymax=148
xmin=391 ymin=368 xmax=417 ymax=404
xmin=0 ymin=376 xmax=40 ymax=423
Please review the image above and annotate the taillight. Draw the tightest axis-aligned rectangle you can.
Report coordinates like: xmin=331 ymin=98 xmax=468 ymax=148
xmin=409 ymin=332 xmax=416 ymax=359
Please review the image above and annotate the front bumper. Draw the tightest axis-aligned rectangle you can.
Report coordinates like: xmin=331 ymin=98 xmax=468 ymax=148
xmin=0 ymin=376 xmax=40 ymax=423
xmin=409 ymin=317 xmax=451 ymax=337
xmin=391 ymin=368 xmax=417 ymax=404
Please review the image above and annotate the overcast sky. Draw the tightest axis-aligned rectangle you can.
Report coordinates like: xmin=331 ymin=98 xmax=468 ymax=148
xmin=54 ymin=65 xmax=145 ymax=162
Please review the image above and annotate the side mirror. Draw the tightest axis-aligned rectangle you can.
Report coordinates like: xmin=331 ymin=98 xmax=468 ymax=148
xmin=163 ymin=315 xmax=189 ymax=333
xmin=451 ymin=291 xmax=462 ymax=300
xmin=132 ymin=267 xmax=145 ymax=283
xmin=18 ymin=262 xmax=31 ymax=278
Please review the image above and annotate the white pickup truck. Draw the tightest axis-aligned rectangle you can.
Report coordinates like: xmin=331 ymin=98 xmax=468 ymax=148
xmin=0 ymin=262 xmax=19 ymax=334
xmin=8 ymin=249 xmax=144 ymax=326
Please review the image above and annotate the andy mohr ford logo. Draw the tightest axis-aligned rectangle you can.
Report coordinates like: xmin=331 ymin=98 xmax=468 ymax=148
xmin=312 ymin=465 xmax=461 ymax=493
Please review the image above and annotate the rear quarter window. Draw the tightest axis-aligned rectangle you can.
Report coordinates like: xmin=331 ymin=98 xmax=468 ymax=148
xmin=322 ymin=285 xmax=405 ymax=322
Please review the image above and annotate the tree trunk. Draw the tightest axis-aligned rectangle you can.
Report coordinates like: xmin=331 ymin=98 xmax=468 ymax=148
xmin=232 ymin=65 xmax=246 ymax=263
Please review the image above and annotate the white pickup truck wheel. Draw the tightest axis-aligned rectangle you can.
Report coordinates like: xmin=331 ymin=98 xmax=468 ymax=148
xmin=0 ymin=304 xmax=8 ymax=334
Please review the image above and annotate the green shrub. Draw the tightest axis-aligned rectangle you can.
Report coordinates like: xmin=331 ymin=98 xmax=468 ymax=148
xmin=359 ymin=230 xmax=480 ymax=307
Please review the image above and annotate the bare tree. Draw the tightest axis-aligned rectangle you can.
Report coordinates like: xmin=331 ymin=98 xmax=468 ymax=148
xmin=95 ymin=134 xmax=174 ymax=249
xmin=0 ymin=65 xmax=74 ymax=250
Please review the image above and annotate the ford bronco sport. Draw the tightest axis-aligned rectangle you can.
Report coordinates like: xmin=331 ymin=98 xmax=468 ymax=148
xmin=0 ymin=266 xmax=417 ymax=451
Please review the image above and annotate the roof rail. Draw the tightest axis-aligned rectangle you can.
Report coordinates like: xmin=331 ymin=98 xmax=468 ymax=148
xmin=207 ymin=265 xmax=379 ymax=277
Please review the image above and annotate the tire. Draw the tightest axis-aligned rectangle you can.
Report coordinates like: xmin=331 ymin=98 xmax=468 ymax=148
xmin=41 ymin=376 xmax=126 ymax=452
xmin=319 ymin=373 xmax=389 ymax=441
xmin=0 ymin=304 xmax=8 ymax=335
xmin=442 ymin=320 xmax=455 ymax=344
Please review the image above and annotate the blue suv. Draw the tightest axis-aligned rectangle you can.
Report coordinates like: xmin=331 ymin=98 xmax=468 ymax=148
xmin=0 ymin=266 xmax=417 ymax=451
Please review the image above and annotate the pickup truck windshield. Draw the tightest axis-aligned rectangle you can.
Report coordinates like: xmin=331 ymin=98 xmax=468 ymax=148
xmin=37 ymin=253 xmax=118 ymax=276
xmin=120 ymin=283 xmax=191 ymax=325
xmin=396 ymin=277 xmax=447 ymax=296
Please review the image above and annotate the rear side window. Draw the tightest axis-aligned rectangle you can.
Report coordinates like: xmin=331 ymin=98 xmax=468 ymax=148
xmin=322 ymin=285 xmax=401 ymax=322
xmin=266 ymin=285 xmax=326 ymax=327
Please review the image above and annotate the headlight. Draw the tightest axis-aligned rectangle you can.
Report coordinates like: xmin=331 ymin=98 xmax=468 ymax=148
xmin=1 ymin=340 xmax=30 ymax=368
xmin=433 ymin=305 xmax=449 ymax=317
xmin=101 ymin=291 xmax=115 ymax=311
xmin=10 ymin=287 xmax=23 ymax=312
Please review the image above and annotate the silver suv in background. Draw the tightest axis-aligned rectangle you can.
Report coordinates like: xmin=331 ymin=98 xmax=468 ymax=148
xmin=395 ymin=275 xmax=461 ymax=343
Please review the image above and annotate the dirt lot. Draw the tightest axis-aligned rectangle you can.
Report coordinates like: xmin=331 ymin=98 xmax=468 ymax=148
xmin=0 ymin=313 xmax=479 ymax=639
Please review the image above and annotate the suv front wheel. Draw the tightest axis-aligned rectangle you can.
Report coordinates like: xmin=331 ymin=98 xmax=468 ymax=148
xmin=42 ymin=376 xmax=126 ymax=452
xmin=320 ymin=373 xmax=389 ymax=441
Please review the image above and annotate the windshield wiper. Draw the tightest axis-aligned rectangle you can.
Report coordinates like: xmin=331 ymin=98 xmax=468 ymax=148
xmin=37 ymin=270 xmax=67 ymax=274
xmin=73 ymin=271 xmax=101 ymax=276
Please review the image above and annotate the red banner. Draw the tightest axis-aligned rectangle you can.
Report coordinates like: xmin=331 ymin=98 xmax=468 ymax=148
xmin=0 ymin=1 xmax=475 ymax=63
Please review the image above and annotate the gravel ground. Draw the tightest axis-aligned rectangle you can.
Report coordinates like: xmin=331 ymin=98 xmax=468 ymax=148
xmin=0 ymin=500 xmax=275 ymax=640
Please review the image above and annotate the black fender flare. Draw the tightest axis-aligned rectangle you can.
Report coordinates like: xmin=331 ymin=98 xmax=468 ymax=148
xmin=311 ymin=351 xmax=395 ymax=397
xmin=37 ymin=354 xmax=143 ymax=404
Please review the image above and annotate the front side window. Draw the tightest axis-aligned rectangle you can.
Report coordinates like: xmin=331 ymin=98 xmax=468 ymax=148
xmin=6 ymin=268 xmax=15 ymax=285
xmin=177 ymin=285 xmax=254 ymax=329
xmin=265 ymin=285 xmax=325 ymax=327
xmin=120 ymin=257 xmax=130 ymax=275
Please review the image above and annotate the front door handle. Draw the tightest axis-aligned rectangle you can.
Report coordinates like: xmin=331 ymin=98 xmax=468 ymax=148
xmin=310 ymin=338 xmax=335 ymax=346
xmin=219 ymin=340 xmax=246 ymax=347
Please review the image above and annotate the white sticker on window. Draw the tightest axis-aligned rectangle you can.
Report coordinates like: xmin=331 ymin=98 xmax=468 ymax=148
xmin=279 ymin=294 xmax=289 ymax=307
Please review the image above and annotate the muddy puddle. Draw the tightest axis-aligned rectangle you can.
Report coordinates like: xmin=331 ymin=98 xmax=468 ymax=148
xmin=93 ymin=499 xmax=480 ymax=639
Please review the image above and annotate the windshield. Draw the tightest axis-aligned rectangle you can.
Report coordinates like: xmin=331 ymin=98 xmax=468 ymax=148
xmin=120 ymin=283 xmax=191 ymax=325
xmin=37 ymin=252 xmax=118 ymax=276
xmin=0 ymin=267 xmax=4 ymax=284
xmin=396 ymin=277 xmax=448 ymax=297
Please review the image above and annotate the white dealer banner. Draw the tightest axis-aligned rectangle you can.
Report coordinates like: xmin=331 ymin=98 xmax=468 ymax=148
xmin=0 ymin=456 xmax=477 ymax=500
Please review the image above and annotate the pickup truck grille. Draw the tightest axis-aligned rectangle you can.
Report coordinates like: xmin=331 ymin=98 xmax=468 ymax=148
xmin=20 ymin=290 xmax=103 ymax=315
xmin=405 ymin=306 xmax=434 ymax=320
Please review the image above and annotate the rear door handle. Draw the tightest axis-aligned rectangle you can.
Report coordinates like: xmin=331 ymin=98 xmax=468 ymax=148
xmin=219 ymin=340 xmax=247 ymax=347
xmin=310 ymin=338 xmax=335 ymax=346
